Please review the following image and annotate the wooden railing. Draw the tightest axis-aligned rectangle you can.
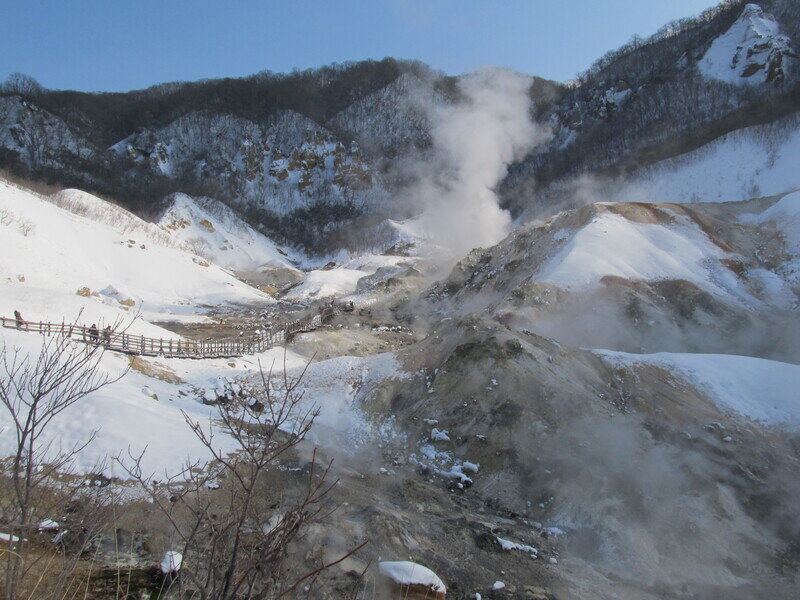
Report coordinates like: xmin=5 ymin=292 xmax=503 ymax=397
xmin=0 ymin=305 xmax=339 ymax=359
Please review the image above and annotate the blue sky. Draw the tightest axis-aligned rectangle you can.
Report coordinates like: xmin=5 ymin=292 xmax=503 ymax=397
xmin=1 ymin=0 xmax=720 ymax=92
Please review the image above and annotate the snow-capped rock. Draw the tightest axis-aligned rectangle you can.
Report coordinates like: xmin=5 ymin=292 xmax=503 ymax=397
xmin=699 ymin=4 xmax=796 ymax=85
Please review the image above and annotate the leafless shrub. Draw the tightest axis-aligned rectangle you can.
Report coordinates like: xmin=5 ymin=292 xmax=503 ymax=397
xmin=0 ymin=323 xmax=127 ymax=600
xmin=14 ymin=219 xmax=33 ymax=237
xmin=121 ymin=354 xmax=367 ymax=599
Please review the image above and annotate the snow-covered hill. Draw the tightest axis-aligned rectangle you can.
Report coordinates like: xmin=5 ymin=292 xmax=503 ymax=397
xmin=535 ymin=206 xmax=747 ymax=303
xmin=156 ymin=193 xmax=300 ymax=272
xmin=429 ymin=198 xmax=799 ymax=360
xmin=0 ymin=96 xmax=93 ymax=172
xmin=0 ymin=180 xmax=272 ymax=330
xmin=628 ymin=112 xmax=800 ymax=204
xmin=50 ymin=188 xmax=180 ymax=248
xmin=596 ymin=349 xmax=800 ymax=430
xmin=436 ymin=201 xmax=790 ymax=308
xmin=326 ymin=71 xmax=442 ymax=159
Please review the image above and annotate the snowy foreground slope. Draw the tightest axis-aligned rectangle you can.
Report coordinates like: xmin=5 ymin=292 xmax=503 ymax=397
xmin=0 ymin=178 xmax=417 ymax=477
xmin=0 ymin=325 xmax=407 ymax=477
xmin=0 ymin=180 xmax=272 ymax=329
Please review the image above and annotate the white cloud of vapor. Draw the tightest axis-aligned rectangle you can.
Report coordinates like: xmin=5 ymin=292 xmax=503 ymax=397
xmin=407 ymin=67 xmax=551 ymax=260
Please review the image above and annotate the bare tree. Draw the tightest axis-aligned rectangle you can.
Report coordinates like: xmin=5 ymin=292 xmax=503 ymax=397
xmin=122 ymin=355 xmax=367 ymax=599
xmin=0 ymin=73 xmax=44 ymax=96
xmin=0 ymin=325 xmax=126 ymax=600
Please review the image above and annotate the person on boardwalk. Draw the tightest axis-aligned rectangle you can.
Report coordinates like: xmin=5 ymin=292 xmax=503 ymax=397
xmin=13 ymin=310 xmax=24 ymax=329
xmin=102 ymin=326 xmax=112 ymax=346
xmin=89 ymin=323 xmax=99 ymax=344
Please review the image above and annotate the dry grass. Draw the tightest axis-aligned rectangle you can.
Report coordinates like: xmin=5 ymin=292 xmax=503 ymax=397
xmin=128 ymin=356 xmax=183 ymax=385
xmin=604 ymin=202 xmax=676 ymax=225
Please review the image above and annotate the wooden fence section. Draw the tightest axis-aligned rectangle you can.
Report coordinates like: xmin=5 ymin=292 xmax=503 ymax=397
xmin=0 ymin=305 xmax=337 ymax=359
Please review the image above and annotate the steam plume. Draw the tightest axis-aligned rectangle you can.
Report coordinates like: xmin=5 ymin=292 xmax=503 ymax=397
xmin=408 ymin=67 xmax=550 ymax=259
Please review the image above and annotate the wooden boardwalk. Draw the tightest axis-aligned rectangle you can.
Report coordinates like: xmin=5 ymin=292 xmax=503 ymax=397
xmin=0 ymin=306 xmax=338 ymax=359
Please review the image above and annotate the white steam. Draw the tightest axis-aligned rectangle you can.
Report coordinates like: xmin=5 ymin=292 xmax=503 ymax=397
xmin=408 ymin=68 xmax=550 ymax=260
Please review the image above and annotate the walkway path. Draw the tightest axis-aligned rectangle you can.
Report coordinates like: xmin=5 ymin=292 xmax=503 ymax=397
xmin=0 ymin=305 xmax=338 ymax=359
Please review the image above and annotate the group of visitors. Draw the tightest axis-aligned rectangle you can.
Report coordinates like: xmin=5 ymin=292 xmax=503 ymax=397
xmin=12 ymin=310 xmax=112 ymax=346
xmin=87 ymin=323 xmax=112 ymax=345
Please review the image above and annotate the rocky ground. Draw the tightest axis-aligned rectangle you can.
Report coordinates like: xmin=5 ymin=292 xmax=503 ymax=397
xmin=6 ymin=196 xmax=800 ymax=599
xmin=67 ymin=298 xmax=798 ymax=599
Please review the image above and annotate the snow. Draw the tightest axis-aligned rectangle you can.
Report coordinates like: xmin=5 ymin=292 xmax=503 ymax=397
xmin=283 ymin=250 xmax=416 ymax=301
xmin=536 ymin=209 xmax=748 ymax=302
xmin=492 ymin=581 xmax=506 ymax=590
xmin=283 ymin=267 xmax=368 ymax=300
xmin=630 ymin=114 xmax=800 ymax=205
xmin=741 ymin=190 xmax=800 ymax=284
xmin=595 ymin=350 xmax=800 ymax=430
xmin=746 ymin=268 xmax=796 ymax=307
xmin=160 ymin=551 xmax=183 ymax=574
xmin=0 ymin=327 xmax=269 ymax=476
xmin=0 ymin=311 xmax=410 ymax=477
xmin=0 ymin=533 xmax=24 ymax=543
xmin=340 ymin=253 xmax=413 ymax=272
xmin=461 ymin=461 xmax=479 ymax=473
xmin=378 ymin=561 xmax=446 ymax=593
xmin=698 ymin=4 xmax=794 ymax=85
xmin=743 ymin=190 xmax=800 ymax=236
xmin=430 ymin=427 xmax=451 ymax=441
xmin=497 ymin=537 xmax=538 ymax=557
xmin=157 ymin=193 xmax=301 ymax=271
xmin=0 ymin=181 xmax=273 ymax=330
xmin=289 ymin=351 xmax=410 ymax=451
xmin=435 ymin=463 xmax=474 ymax=484
xmin=38 ymin=519 xmax=59 ymax=531
xmin=50 ymin=189 xmax=178 ymax=249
